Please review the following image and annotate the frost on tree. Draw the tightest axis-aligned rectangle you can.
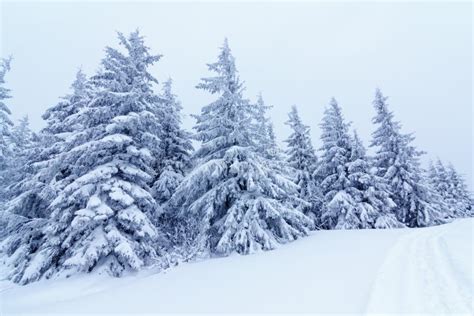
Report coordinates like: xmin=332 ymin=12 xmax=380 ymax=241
xmin=1 ymin=71 xmax=90 ymax=272
xmin=5 ymin=70 xmax=90 ymax=220
xmin=7 ymin=31 xmax=164 ymax=284
xmin=2 ymin=117 xmax=35 ymax=208
xmin=314 ymin=98 xmax=358 ymax=229
xmin=152 ymin=78 xmax=193 ymax=205
xmin=445 ymin=164 xmax=474 ymax=217
xmin=3 ymin=116 xmax=39 ymax=213
xmin=284 ymin=105 xmax=321 ymax=223
xmin=0 ymin=57 xmax=13 ymax=203
xmin=347 ymin=131 xmax=401 ymax=229
xmin=429 ymin=160 xmax=473 ymax=218
xmin=370 ymin=89 xmax=446 ymax=227
xmin=169 ymin=39 xmax=312 ymax=256
xmin=314 ymin=99 xmax=400 ymax=229
xmin=252 ymin=93 xmax=282 ymax=161
xmin=42 ymin=69 xmax=89 ymax=136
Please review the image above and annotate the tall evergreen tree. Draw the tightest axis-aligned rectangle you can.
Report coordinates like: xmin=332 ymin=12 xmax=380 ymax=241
xmin=169 ymin=39 xmax=312 ymax=256
xmin=1 ymin=70 xmax=92 ymax=285
xmin=4 ymin=70 xmax=90 ymax=220
xmin=152 ymin=78 xmax=193 ymax=205
xmin=7 ymin=31 xmax=164 ymax=284
xmin=314 ymin=98 xmax=358 ymax=229
xmin=4 ymin=116 xmax=37 ymax=195
xmin=445 ymin=163 xmax=473 ymax=217
xmin=370 ymin=88 xmax=446 ymax=227
xmin=0 ymin=57 xmax=13 ymax=203
xmin=42 ymin=68 xmax=89 ymax=137
xmin=284 ymin=105 xmax=321 ymax=222
xmin=427 ymin=160 xmax=456 ymax=218
xmin=347 ymin=131 xmax=400 ymax=228
xmin=253 ymin=93 xmax=278 ymax=159
xmin=314 ymin=99 xmax=400 ymax=229
xmin=266 ymin=122 xmax=283 ymax=161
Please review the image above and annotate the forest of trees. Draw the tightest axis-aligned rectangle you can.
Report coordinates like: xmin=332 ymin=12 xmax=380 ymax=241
xmin=0 ymin=31 xmax=472 ymax=285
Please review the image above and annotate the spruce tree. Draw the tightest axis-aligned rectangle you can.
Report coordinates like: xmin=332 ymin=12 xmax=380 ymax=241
xmin=314 ymin=99 xmax=401 ymax=229
xmin=427 ymin=160 xmax=457 ymax=218
xmin=4 ymin=70 xmax=90 ymax=220
xmin=152 ymin=78 xmax=193 ymax=204
xmin=7 ymin=31 xmax=164 ymax=284
xmin=347 ymin=131 xmax=401 ymax=228
xmin=4 ymin=116 xmax=37 ymax=197
xmin=253 ymin=93 xmax=278 ymax=159
xmin=169 ymin=39 xmax=312 ymax=256
xmin=1 ymin=70 xmax=92 ymax=285
xmin=314 ymin=98 xmax=358 ymax=229
xmin=42 ymin=69 xmax=89 ymax=136
xmin=370 ymin=88 xmax=446 ymax=227
xmin=446 ymin=163 xmax=473 ymax=217
xmin=266 ymin=122 xmax=283 ymax=161
xmin=285 ymin=105 xmax=321 ymax=222
xmin=0 ymin=57 xmax=13 ymax=203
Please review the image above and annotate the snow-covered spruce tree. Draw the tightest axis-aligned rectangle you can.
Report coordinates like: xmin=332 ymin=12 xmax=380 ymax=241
xmin=445 ymin=163 xmax=473 ymax=217
xmin=284 ymin=105 xmax=322 ymax=222
xmin=253 ymin=93 xmax=279 ymax=160
xmin=0 ymin=70 xmax=91 ymax=266
xmin=42 ymin=68 xmax=89 ymax=137
xmin=266 ymin=122 xmax=283 ymax=161
xmin=0 ymin=118 xmax=39 ymax=242
xmin=3 ymin=116 xmax=37 ymax=198
xmin=347 ymin=131 xmax=401 ymax=228
xmin=8 ymin=31 xmax=163 ymax=284
xmin=427 ymin=160 xmax=457 ymax=219
xmin=169 ymin=39 xmax=312 ymax=256
xmin=314 ymin=98 xmax=400 ymax=229
xmin=0 ymin=57 xmax=13 ymax=203
xmin=152 ymin=78 xmax=193 ymax=205
xmin=314 ymin=98 xmax=358 ymax=229
xmin=370 ymin=88 xmax=446 ymax=227
xmin=10 ymin=116 xmax=35 ymax=155
xmin=3 ymin=70 xmax=90 ymax=221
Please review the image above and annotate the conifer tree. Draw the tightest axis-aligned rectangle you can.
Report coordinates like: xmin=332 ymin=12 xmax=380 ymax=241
xmin=315 ymin=99 xmax=401 ymax=229
xmin=347 ymin=131 xmax=400 ymax=228
xmin=266 ymin=122 xmax=283 ymax=161
xmin=7 ymin=31 xmax=164 ymax=284
xmin=5 ymin=70 xmax=90 ymax=220
xmin=152 ymin=78 xmax=193 ymax=205
xmin=427 ymin=160 xmax=456 ymax=218
xmin=370 ymin=89 xmax=446 ymax=227
xmin=285 ymin=105 xmax=321 ymax=222
xmin=253 ymin=93 xmax=277 ymax=159
xmin=4 ymin=116 xmax=37 ymax=196
xmin=314 ymin=98 xmax=358 ymax=229
xmin=445 ymin=163 xmax=473 ymax=217
xmin=0 ymin=57 xmax=13 ymax=203
xmin=169 ymin=39 xmax=312 ymax=256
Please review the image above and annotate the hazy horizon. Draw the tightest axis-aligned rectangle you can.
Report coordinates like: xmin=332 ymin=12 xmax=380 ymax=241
xmin=1 ymin=1 xmax=472 ymax=187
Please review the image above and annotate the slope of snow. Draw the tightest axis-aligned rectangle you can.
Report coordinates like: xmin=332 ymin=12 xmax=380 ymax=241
xmin=1 ymin=218 xmax=472 ymax=315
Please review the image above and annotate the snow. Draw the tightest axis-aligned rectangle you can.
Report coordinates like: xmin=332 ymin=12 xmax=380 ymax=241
xmin=1 ymin=218 xmax=472 ymax=314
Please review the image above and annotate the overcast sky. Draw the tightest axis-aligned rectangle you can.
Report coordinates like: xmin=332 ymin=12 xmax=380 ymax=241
xmin=1 ymin=1 xmax=472 ymax=187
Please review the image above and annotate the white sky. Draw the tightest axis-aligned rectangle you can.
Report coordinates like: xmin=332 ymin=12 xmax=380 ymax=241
xmin=1 ymin=1 xmax=472 ymax=187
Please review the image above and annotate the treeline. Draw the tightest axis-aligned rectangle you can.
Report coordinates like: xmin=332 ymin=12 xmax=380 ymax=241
xmin=0 ymin=31 xmax=472 ymax=285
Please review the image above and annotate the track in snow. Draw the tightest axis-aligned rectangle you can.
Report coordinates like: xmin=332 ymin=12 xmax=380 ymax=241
xmin=366 ymin=220 xmax=473 ymax=314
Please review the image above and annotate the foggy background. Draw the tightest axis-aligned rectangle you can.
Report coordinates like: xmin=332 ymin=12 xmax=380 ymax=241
xmin=1 ymin=1 xmax=472 ymax=187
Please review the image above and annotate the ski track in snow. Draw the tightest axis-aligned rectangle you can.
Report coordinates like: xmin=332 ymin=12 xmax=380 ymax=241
xmin=366 ymin=220 xmax=473 ymax=314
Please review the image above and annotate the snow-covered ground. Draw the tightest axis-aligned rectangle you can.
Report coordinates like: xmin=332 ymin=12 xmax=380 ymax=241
xmin=1 ymin=218 xmax=472 ymax=315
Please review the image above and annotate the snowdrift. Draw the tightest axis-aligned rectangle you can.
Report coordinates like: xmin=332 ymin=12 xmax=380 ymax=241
xmin=1 ymin=218 xmax=472 ymax=315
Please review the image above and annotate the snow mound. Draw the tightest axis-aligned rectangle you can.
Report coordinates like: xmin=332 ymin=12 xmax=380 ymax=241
xmin=1 ymin=218 xmax=472 ymax=314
